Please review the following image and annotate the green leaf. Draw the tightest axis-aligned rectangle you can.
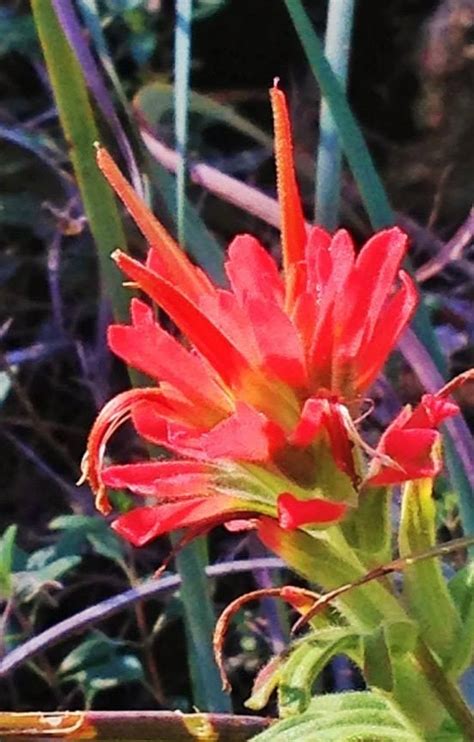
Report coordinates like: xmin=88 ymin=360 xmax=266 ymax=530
xmin=174 ymin=0 xmax=192 ymax=247
xmin=135 ymin=81 xmax=272 ymax=149
xmin=245 ymin=655 xmax=284 ymax=711
xmin=0 ymin=525 xmax=18 ymax=599
xmin=253 ymin=691 xmax=423 ymax=741
xmin=13 ymin=556 xmax=81 ymax=603
xmin=49 ymin=514 xmax=125 ymax=566
xmin=278 ymin=629 xmax=361 ymax=717
xmin=399 ymin=478 xmax=461 ymax=664
xmin=31 ymin=0 xmax=130 ymax=323
xmin=59 ymin=632 xmax=143 ymax=705
xmin=315 ymin=0 xmax=355 ymax=230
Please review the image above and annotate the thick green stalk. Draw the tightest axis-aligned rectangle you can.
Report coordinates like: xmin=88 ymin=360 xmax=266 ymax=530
xmin=31 ymin=0 xmax=128 ymax=322
xmin=315 ymin=0 xmax=355 ymax=229
xmin=174 ymin=537 xmax=232 ymax=713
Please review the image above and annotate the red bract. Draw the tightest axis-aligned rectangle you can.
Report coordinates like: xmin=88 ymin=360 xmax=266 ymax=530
xmin=82 ymin=84 xmax=458 ymax=547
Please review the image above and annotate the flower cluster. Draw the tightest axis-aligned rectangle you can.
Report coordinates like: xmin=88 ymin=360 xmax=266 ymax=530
xmin=82 ymin=85 xmax=460 ymax=547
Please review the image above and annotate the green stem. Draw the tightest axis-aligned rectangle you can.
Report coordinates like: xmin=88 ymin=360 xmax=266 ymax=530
xmin=415 ymin=639 xmax=474 ymax=740
xmin=172 ymin=535 xmax=232 ymax=712
xmin=315 ymin=0 xmax=355 ymax=229
xmin=174 ymin=0 xmax=192 ymax=247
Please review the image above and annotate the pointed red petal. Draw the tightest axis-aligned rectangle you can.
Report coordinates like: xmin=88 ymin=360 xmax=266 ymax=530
xmin=203 ymin=402 xmax=285 ymax=461
xmin=270 ymin=85 xmax=307 ymax=306
xmin=277 ymin=492 xmax=347 ymax=530
xmin=225 ymin=234 xmax=284 ymax=306
xmin=111 ymin=495 xmax=251 ymax=546
xmin=96 ymin=147 xmax=213 ymax=302
xmin=102 ymin=461 xmax=212 ymax=497
xmin=245 ymin=296 xmax=308 ymax=387
xmin=113 ymin=251 xmax=250 ymax=388
xmin=354 ymin=271 xmax=418 ymax=392
xmin=82 ymin=388 xmax=163 ymax=514
xmin=354 ymin=228 xmax=409 ymax=335
xmin=108 ymin=300 xmax=229 ymax=412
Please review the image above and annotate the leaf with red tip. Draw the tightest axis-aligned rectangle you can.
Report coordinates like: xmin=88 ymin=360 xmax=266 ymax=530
xmin=277 ymin=492 xmax=347 ymax=530
xmin=408 ymin=394 xmax=459 ymax=428
xmin=354 ymin=227 xmax=408 ymax=336
xmin=368 ymin=428 xmax=440 ymax=485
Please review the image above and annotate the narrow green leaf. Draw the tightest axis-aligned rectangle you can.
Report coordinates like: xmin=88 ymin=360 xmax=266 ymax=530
xmin=399 ymin=478 xmax=460 ymax=664
xmin=0 ymin=525 xmax=18 ymax=599
xmin=174 ymin=537 xmax=232 ymax=713
xmin=258 ymin=521 xmax=405 ymax=630
xmin=135 ymin=80 xmax=272 ymax=149
xmin=447 ymin=563 xmax=474 ymax=676
xmin=245 ymin=655 xmax=283 ymax=711
xmin=315 ymin=0 xmax=355 ymax=229
xmin=279 ymin=629 xmax=360 ymax=717
xmin=174 ymin=0 xmax=192 ymax=247
xmin=31 ymin=0 xmax=129 ymax=322
xmin=284 ymin=0 xmax=392 ymax=228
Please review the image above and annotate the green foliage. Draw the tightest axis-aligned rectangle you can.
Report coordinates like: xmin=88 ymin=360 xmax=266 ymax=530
xmin=399 ymin=478 xmax=460 ymax=664
xmin=0 ymin=12 xmax=37 ymax=55
xmin=447 ymin=563 xmax=474 ymax=676
xmin=136 ymin=81 xmax=272 ymax=149
xmin=58 ymin=631 xmax=144 ymax=707
xmin=0 ymin=525 xmax=19 ymax=599
xmin=277 ymin=629 xmax=360 ymax=717
xmin=49 ymin=514 xmax=126 ymax=568
xmin=253 ymin=691 xmax=423 ymax=741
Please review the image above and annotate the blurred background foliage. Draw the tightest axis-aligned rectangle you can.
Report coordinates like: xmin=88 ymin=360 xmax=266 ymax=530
xmin=0 ymin=0 xmax=473 ymax=716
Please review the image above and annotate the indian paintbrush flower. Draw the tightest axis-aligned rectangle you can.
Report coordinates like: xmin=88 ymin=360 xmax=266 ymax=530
xmin=81 ymin=84 xmax=462 ymax=547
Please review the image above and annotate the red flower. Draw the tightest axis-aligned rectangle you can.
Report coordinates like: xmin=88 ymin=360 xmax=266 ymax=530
xmin=82 ymin=84 xmax=454 ymax=547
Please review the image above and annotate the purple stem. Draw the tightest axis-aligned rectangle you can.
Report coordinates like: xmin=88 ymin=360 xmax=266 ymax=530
xmin=0 ymin=558 xmax=284 ymax=677
xmin=51 ymin=0 xmax=143 ymax=197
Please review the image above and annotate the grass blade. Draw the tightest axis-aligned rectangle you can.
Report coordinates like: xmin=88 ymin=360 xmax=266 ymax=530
xmin=174 ymin=0 xmax=193 ymax=247
xmin=315 ymin=0 xmax=355 ymax=229
xmin=31 ymin=0 xmax=129 ymax=322
xmin=284 ymin=0 xmax=392 ymax=229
